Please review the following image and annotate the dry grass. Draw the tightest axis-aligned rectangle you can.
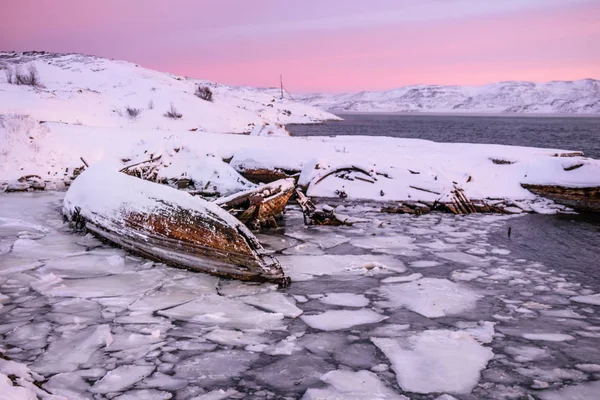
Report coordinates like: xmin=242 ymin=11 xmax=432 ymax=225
xmin=164 ymin=103 xmax=182 ymax=119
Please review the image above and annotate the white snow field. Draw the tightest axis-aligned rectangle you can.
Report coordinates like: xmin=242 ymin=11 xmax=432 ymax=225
xmin=297 ymin=79 xmax=600 ymax=114
xmin=2 ymin=193 xmax=600 ymax=399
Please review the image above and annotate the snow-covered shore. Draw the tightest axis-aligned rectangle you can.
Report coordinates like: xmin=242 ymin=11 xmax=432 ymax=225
xmin=1 ymin=52 xmax=599 ymax=213
xmin=2 ymin=117 xmax=600 ymax=214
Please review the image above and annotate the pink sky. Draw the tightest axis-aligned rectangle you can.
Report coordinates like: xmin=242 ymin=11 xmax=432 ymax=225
xmin=2 ymin=0 xmax=599 ymax=92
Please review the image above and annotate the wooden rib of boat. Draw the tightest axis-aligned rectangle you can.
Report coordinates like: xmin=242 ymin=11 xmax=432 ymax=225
xmin=63 ymin=164 xmax=290 ymax=286
xmin=216 ymin=178 xmax=295 ymax=228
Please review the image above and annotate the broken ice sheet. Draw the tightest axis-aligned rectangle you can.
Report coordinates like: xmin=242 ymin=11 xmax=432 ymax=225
xmin=570 ymin=293 xmax=600 ymax=306
xmin=40 ymin=269 xmax=164 ymax=298
xmin=319 ymin=292 xmax=369 ymax=307
xmin=301 ymin=309 xmax=387 ymax=331
xmin=539 ymin=381 xmax=600 ymax=400
xmin=31 ymin=324 xmax=112 ymax=375
xmin=279 ymin=254 xmax=406 ymax=281
xmin=435 ymin=252 xmax=489 ymax=267
xmin=238 ymin=291 xmax=303 ymax=318
xmin=91 ymin=365 xmax=155 ymax=394
xmin=203 ymin=329 xmax=267 ymax=347
xmin=157 ymin=294 xmax=286 ymax=330
xmin=372 ymin=329 xmax=494 ymax=394
xmin=378 ymin=278 xmax=482 ymax=318
xmin=302 ymin=369 xmax=409 ymax=400
xmin=174 ymin=350 xmax=259 ymax=386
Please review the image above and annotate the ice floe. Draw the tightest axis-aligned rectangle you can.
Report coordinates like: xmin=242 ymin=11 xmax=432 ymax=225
xmin=301 ymin=309 xmax=387 ymax=331
xmin=372 ymin=329 xmax=494 ymax=394
xmin=378 ymin=278 xmax=482 ymax=318
xmin=302 ymin=369 xmax=409 ymax=399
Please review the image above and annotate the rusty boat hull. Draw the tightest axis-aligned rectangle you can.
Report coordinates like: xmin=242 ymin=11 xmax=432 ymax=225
xmin=63 ymin=164 xmax=289 ymax=285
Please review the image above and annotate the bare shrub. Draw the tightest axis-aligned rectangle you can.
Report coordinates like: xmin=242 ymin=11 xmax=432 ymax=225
xmin=164 ymin=103 xmax=182 ymax=119
xmin=195 ymin=85 xmax=213 ymax=102
xmin=14 ymin=64 xmax=42 ymax=87
xmin=148 ymin=99 xmax=154 ymax=110
xmin=4 ymin=66 xmax=13 ymax=84
xmin=125 ymin=106 xmax=141 ymax=118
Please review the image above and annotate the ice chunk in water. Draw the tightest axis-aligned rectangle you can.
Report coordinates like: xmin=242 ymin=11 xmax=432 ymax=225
xmin=319 ymin=293 xmax=369 ymax=307
xmin=539 ymin=381 xmax=600 ymax=400
xmin=32 ymin=324 xmax=112 ymax=375
xmin=302 ymin=369 xmax=409 ymax=400
xmin=238 ymin=291 xmax=303 ymax=318
xmin=114 ymin=389 xmax=172 ymax=400
xmin=140 ymin=372 xmax=188 ymax=391
xmin=570 ymin=293 xmax=600 ymax=306
xmin=301 ymin=309 xmax=387 ymax=331
xmin=435 ymin=252 xmax=489 ymax=267
xmin=249 ymin=353 xmax=334 ymax=392
xmin=129 ymin=290 xmax=199 ymax=312
xmin=504 ymin=345 xmax=550 ymax=362
xmin=451 ymin=270 xmax=487 ymax=281
xmin=190 ymin=389 xmax=240 ymax=400
xmin=91 ymin=365 xmax=155 ymax=394
xmin=372 ymin=329 xmax=494 ymax=394
xmin=409 ymin=260 xmax=441 ymax=268
xmin=174 ymin=350 xmax=259 ymax=386
xmin=43 ymin=372 xmax=90 ymax=400
xmin=279 ymin=255 xmax=406 ymax=281
xmin=521 ymin=333 xmax=575 ymax=342
xmin=42 ymin=270 xmax=164 ymax=298
xmin=381 ymin=273 xmax=422 ymax=284
xmin=158 ymin=295 xmax=286 ymax=330
xmin=378 ymin=278 xmax=482 ymax=318
xmin=203 ymin=329 xmax=267 ymax=347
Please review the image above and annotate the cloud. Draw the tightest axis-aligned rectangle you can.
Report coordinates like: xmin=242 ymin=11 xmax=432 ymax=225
xmin=206 ymin=0 xmax=594 ymax=39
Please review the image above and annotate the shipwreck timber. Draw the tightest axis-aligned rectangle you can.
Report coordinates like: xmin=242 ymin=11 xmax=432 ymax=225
xmin=63 ymin=164 xmax=290 ymax=286
xmin=216 ymin=178 xmax=295 ymax=228
xmin=521 ymin=184 xmax=600 ymax=213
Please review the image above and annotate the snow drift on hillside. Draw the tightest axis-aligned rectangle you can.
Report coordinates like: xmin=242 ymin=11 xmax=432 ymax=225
xmin=297 ymin=80 xmax=600 ymax=114
xmin=0 ymin=51 xmax=340 ymax=133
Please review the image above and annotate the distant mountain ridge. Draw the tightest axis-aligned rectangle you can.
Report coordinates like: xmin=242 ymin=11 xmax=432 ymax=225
xmin=296 ymin=79 xmax=600 ymax=114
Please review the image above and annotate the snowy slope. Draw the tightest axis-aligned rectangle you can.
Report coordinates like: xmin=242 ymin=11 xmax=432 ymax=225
xmin=0 ymin=51 xmax=340 ymax=133
xmin=297 ymin=80 xmax=600 ymax=114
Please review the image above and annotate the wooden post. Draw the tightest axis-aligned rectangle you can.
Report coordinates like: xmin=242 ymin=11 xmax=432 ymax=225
xmin=280 ymin=74 xmax=284 ymax=99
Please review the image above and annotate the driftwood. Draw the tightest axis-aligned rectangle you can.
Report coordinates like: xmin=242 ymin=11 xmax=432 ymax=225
xmin=63 ymin=166 xmax=290 ymax=286
xmin=216 ymin=178 xmax=295 ymax=229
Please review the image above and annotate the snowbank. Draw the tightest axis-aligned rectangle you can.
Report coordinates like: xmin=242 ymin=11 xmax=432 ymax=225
xmin=3 ymin=120 xmax=598 ymax=212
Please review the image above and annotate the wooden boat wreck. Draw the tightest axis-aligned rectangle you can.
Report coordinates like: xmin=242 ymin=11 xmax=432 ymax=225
xmin=216 ymin=178 xmax=295 ymax=229
xmin=63 ymin=164 xmax=290 ymax=286
xmin=521 ymin=184 xmax=600 ymax=213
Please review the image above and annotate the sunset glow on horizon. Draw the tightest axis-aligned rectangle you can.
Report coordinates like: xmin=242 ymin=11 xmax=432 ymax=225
xmin=2 ymin=0 xmax=599 ymax=93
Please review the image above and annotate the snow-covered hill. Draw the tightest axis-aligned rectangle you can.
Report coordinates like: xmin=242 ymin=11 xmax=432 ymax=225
xmin=297 ymin=80 xmax=600 ymax=114
xmin=0 ymin=51 xmax=340 ymax=134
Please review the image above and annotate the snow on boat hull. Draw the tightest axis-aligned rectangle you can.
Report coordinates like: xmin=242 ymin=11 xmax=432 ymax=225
xmin=63 ymin=164 xmax=289 ymax=285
